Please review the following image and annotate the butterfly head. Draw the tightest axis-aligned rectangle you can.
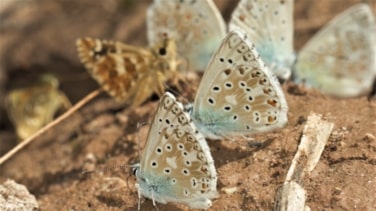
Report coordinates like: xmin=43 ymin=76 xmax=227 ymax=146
xmin=150 ymin=34 xmax=180 ymax=73
xmin=152 ymin=35 xmax=178 ymax=61
xmin=131 ymin=163 xmax=140 ymax=176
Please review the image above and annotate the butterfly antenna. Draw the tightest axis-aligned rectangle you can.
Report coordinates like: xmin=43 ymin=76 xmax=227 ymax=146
xmin=0 ymin=88 xmax=103 ymax=166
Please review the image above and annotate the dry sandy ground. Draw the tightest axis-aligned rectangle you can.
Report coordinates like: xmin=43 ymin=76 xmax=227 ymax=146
xmin=1 ymin=0 xmax=375 ymax=210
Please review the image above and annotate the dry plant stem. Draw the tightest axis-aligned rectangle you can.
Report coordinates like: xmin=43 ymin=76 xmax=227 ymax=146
xmin=0 ymin=88 xmax=103 ymax=166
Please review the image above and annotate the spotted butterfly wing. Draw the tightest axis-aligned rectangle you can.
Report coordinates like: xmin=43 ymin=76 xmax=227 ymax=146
xmin=135 ymin=92 xmax=218 ymax=209
xmin=229 ymin=0 xmax=295 ymax=80
xmin=147 ymin=0 xmax=226 ymax=71
xmin=191 ymin=30 xmax=288 ymax=140
xmin=294 ymin=3 xmax=376 ymax=98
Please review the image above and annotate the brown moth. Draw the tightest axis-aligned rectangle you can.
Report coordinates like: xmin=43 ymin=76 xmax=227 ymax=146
xmin=76 ymin=36 xmax=183 ymax=107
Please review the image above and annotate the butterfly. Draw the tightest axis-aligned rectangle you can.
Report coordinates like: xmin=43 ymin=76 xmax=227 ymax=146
xmin=5 ymin=74 xmax=71 ymax=140
xmin=189 ymin=30 xmax=289 ymax=140
xmin=133 ymin=92 xmax=218 ymax=209
xmin=76 ymin=36 xmax=183 ymax=107
xmin=293 ymin=3 xmax=376 ymax=98
xmin=147 ymin=0 xmax=227 ymax=71
xmin=229 ymin=0 xmax=295 ymax=81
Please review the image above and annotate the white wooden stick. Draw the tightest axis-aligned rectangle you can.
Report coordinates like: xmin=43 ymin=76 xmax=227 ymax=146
xmin=274 ymin=112 xmax=334 ymax=211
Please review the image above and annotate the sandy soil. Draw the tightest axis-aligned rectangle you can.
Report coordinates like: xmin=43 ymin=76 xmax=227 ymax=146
xmin=1 ymin=0 xmax=375 ymax=210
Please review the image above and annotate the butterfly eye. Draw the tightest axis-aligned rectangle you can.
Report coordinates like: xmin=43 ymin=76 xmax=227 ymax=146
xmin=132 ymin=167 xmax=138 ymax=176
xmin=159 ymin=47 xmax=167 ymax=56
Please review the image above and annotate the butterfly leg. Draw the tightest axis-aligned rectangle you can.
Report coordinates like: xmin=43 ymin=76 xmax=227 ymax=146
xmin=154 ymin=71 xmax=167 ymax=97
xmin=171 ymin=59 xmax=190 ymax=92
xmin=129 ymin=76 xmax=155 ymax=107
xmin=150 ymin=191 xmax=159 ymax=211
xmin=170 ymin=72 xmax=186 ymax=94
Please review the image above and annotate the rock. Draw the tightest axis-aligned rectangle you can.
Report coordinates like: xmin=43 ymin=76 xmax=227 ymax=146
xmin=0 ymin=179 xmax=39 ymax=211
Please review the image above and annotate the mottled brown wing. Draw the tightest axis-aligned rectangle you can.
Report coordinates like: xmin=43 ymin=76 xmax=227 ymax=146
xmin=76 ymin=37 xmax=152 ymax=103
